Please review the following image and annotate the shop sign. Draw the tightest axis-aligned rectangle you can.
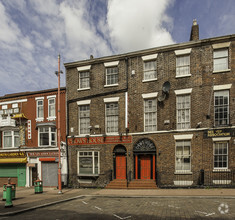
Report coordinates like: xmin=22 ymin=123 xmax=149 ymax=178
xmin=0 ymin=152 xmax=26 ymax=158
xmin=203 ymin=128 xmax=235 ymax=138
xmin=28 ymin=151 xmax=59 ymax=157
xmin=68 ymin=135 xmax=132 ymax=146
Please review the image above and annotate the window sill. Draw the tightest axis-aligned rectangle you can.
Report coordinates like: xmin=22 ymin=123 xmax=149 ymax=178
xmin=47 ymin=117 xmax=56 ymax=121
xmin=104 ymin=84 xmax=118 ymax=88
xmin=36 ymin=118 xmax=44 ymax=122
xmin=77 ymin=87 xmax=90 ymax=91
xmin=142 ymin=78 xmax=157 ymax=83
xmin=213 ymin=169 xmax=230 ymax=172
xmin=213 ymin=69 xmax=231 ymax=74
xmin=77 ymin=174 xmax=99 ymax=177
xmin=175 ymin=74 xmax=191 ymax=78
xmin=174 ymin=171 xmax=192 ymax=175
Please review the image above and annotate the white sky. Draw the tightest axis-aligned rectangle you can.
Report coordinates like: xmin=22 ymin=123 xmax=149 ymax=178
xmin=0 ymin=0 xmax=234 ymax=96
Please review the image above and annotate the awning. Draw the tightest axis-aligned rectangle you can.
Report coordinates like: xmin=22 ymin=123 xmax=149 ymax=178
xmin=36 ymin=122 xmax=56 ymax=127
xmin=0 ymin=158 xmax=27 ymax=163
xmin=39 ymin=158 xmax=56 ymax=162
xmin=12 ymin=113 xmax=28 ymax=120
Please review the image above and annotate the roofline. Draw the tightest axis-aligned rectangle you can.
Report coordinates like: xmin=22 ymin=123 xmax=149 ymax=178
xmin=0 ymin=87 xmax=66 ymax=100
xmin=64 ymin=34 xmax=235 ymax=69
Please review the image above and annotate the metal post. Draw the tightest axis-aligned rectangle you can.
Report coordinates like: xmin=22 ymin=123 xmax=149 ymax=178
xmin=57 ymin=54 xmax=62 ymax=194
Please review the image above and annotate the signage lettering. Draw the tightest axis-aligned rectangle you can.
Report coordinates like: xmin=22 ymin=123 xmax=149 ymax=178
xmin=204 ymin=128 xmax=234 ymax=138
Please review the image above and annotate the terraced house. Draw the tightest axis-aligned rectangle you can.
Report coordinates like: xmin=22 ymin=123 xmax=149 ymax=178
xmin=65 ymin=20 xmax=235 ymax=189
xmin=0 ymin=88 xmax=67 ymax=187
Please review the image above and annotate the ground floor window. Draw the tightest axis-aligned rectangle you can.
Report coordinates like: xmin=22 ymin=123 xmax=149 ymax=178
xmin=3 ymin=130 xmax=19 ymax=148
xmin=175 ymin=140 xmax=191 ymax=172
xmin=77 ymin=151 xmax=99 ymax=175
xmin=214 ymin=142 xmax=228 ymax=169
xmin=38 ymin=127 xmax=56 ymax=146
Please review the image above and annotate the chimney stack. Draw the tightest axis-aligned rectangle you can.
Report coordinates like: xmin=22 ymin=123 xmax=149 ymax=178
xmin=190 ymin=19 xmax=199 ymax=41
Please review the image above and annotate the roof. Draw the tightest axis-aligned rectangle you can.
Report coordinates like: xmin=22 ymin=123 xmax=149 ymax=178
xmin=64 ymin=34 xmax=235 ymax=69
xmin=0 ymin=87 xmax=66 ymax=100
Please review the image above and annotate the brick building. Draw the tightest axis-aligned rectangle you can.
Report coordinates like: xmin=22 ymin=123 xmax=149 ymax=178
xmin=0 ymin=88 xmax=67 ymax=187
xmin=65 ymin=20 xmax=235 ymax=188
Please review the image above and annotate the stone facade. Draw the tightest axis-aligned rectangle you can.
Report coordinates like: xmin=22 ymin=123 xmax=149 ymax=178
xmin=65 ymin=23 xmax=235 ymax=188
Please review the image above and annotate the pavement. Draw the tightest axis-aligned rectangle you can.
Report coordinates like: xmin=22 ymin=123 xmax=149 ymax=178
xmin=0 ymin=187 xmax=235 ymax=216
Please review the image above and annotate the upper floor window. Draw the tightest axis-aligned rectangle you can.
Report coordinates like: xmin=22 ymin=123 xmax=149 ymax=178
xmin=214 ymin=142 xmax=228 ymax=169
xmin=106 ymin=67 xmax=118 ymax=85
xmin=176 ymin=55 xmax=190 ymax=76
xmin=176 ymin=94 xmax=190 ymax=129
xmin=144 ymin=99 xmax=157 ymax=132
xmin=79 ymin=105 xmax=90 ymax=135
xmin=77 ymin=65 xmax=91 ymax=90
xmin=214 ymin=90 xmax=229 ymax=126
xmin=106 ymin=102 xmax=118 ymax=133
xmin=104 ymin=61 xmax=119 ymax=86
xmin=143 ymin=60 xmax=157 ymax=81
xmin=48 ymin=97 xmax=56 ymax=120
xmin=142 ymin=54 xmax=158 ymax=82
xmin=79 ymin=71 xmax=90 ymax=89
xmin=38 ymin=127 xmax=56 ymax=146
xmin=3 ymin=130 xmax=19 ymax=148
xmin=36 ymin=98 xmax=44 ymax=121
xmin=213 ymin=49 xmax=228 ymax=72
xmin=175 ymin=48 xmax=191 ymax=77
xmin=212 ymin=42 xmax=230 ymax=72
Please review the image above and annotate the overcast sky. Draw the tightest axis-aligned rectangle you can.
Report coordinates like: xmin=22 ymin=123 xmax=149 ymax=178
xmin=0 ymin=0 xmax=234 ymax=96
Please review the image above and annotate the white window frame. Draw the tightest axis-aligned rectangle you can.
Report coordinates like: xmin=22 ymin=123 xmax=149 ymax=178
xmin=105 ymin=102 xmax=119 ymax=134
xmin=213 ymin=141 xmax=228 ymax=170
xmin=78 ymin=105 xmax=90 ymax=135
xmin=175 ymin=140 xmax=191 ymax=173
xmin=36 ymin=97 xmax=44 ymax=122
xmin=104 ymin=61 xmax=119 ymax=87
xmin=175 ymin=48 xmax=191 ymax=78
xmin=77 ymin=151 xmax=100 ymax=175
xmin=142 ymin=54 xmax=158 ymax=82
xmin=3 ymin=130 xmax=19 ymax=148
xmin=212 ymin=42 xmax=230 ymax=73
xmin=79 ymin=71 xmax=90 ymax=90
xmin=47 ymin=96 xmax=56 ymax=121
xmin=144 ymin=98 xmax=157 ymax=132
xmin=38 ymin=126 xmax=56 ymax=147
xmin=214 ymin=90 xmax=229 ymax=127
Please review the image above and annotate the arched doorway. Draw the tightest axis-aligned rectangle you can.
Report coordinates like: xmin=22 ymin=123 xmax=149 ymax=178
xmin=133 ymin=138 xmax=156 ymax=180
xmin=113 ymin=145 xmax=127 ymax=180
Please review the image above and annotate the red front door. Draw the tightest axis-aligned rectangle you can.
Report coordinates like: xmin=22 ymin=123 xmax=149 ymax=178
xmin=116 ymin=155 xmax=126 ymax=179
xmin=140 ymin=155 xmax=151 ymax=179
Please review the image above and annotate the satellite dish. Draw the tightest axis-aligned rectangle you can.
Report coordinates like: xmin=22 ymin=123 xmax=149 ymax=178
xmin=162 ymin=81 xmax=171 ymax=94
xmin=158 ymin=92 xmax=166 ymax=102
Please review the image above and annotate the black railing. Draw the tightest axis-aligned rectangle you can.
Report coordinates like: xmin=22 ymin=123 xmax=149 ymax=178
xmin=157 ymin=169 xmax=235 ymax=188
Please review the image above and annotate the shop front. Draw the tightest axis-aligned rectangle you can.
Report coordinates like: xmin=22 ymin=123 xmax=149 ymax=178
xmin=0 ymin=152 xmax=27 ymax=187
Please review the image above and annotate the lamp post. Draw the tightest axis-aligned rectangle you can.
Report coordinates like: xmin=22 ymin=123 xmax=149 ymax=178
xmin=55 ymin=54 xmax=63 ymax=194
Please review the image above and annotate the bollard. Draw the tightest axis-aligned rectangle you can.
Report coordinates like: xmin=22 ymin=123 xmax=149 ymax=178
xmin=5 ymin=178 xmax=13 ymax=208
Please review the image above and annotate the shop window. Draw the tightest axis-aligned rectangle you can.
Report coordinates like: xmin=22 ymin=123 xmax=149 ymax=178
xmin=214 ymin=142 xmax=228 ymax=169
xmin=175 ymin=140 xmax=191 ymax=172
xmin=38 ymin=127 xmax=56 ymax=146
xmin=77 ymin=151 xmax=99 ymax=175
xmin=3 ymin=131 xmax=19 ymax=148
